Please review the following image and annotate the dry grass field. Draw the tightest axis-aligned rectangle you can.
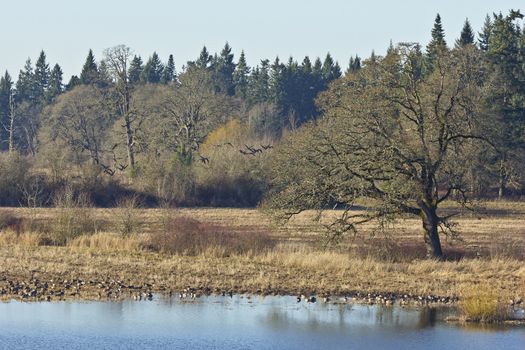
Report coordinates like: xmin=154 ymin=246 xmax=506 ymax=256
xmin=0 ymin=201 xmax=524 ymax=306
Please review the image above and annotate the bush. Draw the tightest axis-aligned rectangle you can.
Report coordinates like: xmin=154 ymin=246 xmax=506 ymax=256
xmin=146 ymin=216 xmax=275 ymax=257
xmin=49 ymin=187 xmax=99 ymax=245
xmin=0 ymin=210 xmax=24 ymax=233
xmin=0 ymin=153 xmax=32 ymax=206
xmin=115 ymin=196 xmax=142 ymax=236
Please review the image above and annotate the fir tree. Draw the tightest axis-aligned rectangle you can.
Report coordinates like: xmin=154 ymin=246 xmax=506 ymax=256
xmin=97 ymin=60 xmax=112 ymax=87
xmin=16 ymin=59 xmax=35 ymax=102
xmin=195 ymin=46 xmax=212 ymax=69
xmin=456 ymin=19 xmax=475 ymax=47
xmin=141 ymin=52 xmax=164 ymax=83
xmin=233 ymin=50 xmax=250 ymax=100
xmin=346 ymin=55 xmax=362 ymax=74
xmin=215 ymin=43 xmax=236 ymax=95
xmin=426 ymin=14 xmax=448 ymax=72
xmin=46 ymin=64 xmax=63 ymax=101
xmin=34 ymin=50 xmax=50 ymax=101
xmin=65 ymin=75 xmax=81 ymax=91
xmin=248 ymin=59 xmax=270 ymax=104
xmin=80 ymin=49 xmax=99 ymax=85
xmin=321 ymin=53 xmax=341 ymax=81
xmin=128 ymin=55 xmax=144 ymax=84
xmin=161 ymin=54 xmax=175 ymax=84
xmin=0 ymin=71 xmax=13 ymax=149
xmin=478 ymin=15 xmax=493 ymax=51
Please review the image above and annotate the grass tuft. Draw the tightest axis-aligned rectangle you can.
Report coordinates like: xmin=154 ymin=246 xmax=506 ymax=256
xmin=460 ymin=284 xmax=511 ymax=323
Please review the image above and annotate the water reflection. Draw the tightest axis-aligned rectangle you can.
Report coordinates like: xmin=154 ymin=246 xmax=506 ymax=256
xmin=0 ymin=295 xmax=523 ymax=350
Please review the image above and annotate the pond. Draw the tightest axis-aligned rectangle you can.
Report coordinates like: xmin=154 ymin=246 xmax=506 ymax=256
xmin=0 ymin=295 xmax=523 ymax=350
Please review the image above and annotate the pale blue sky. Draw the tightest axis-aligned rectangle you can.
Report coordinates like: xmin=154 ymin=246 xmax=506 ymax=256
xmin=0 ymin=0 xmax=523 ymax=80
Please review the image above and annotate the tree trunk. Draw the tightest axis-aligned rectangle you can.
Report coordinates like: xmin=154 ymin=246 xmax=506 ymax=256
xmin=421 ymin=206 xmax=443 ymax=259
xmin=125 ymin=116 xmax=135 ymax=172
xmin=498 ymin=158 xmax=506 ymax=200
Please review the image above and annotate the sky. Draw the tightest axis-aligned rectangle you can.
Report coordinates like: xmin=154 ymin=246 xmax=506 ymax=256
xmin=0 ymin=0 xmax=523 ymax=80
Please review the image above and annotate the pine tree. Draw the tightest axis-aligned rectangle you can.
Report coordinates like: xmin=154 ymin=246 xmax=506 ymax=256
xmin=233 ymin=50 xmax=250 ymax=99
xmin=141 ymin=52 xmax=164 ymax=83
xmin=80 ymin=49 xmax=99 ymax=85
xmin=478 ymin=15 xmax=493 ymax=51
xmin=16 ymin=59 xmax=35 ymax=102
xmin=456 ymin=19 xmax=475 ymax=47
xmin=128 ymin=55 xmax=144 ymax=84
xmin=161 ymin=54 xmax=175 ymax=84
xmin=46 ymin=64 xmax=63 ymax=101
xmin=34 ymin=50 xmax=50 ymax=101
xmin=426 ymin=14 xmax=448 ymax=72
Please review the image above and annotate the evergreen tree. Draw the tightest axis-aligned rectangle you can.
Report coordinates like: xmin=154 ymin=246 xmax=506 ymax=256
xmin=346 ymin=55 xmax=362 ymax=74
xmin=0 ymin=71 xmax=13 ymax=149
xmin=80 ymin=49 xmax=99 ymax=85
xmin=321 ymin=53 xmax=341 ymax=82
xmin=478 ymin=15 xmax=493 ymax=51
xmin=128 ymin=55 xmax=144 ymax=84
xmin=34 ymin=50 xmax=50 ymax=101
xmin=161 ymin=54 xmax=175 ymax=84
xmin=97 ymin=60 xmax=112 ymax=87
xmin=194 ymin=46 xmax=212 ymax=69
xmin=386 ymin=40 xmax=396 ymax=55
xmin=46 ymin=64 xmax=63 ymax=101
xmin=248 ymin=59 xmax=270 ymax=104
xmin=426 ymin=14 xmax=447 ymax=71
xmin=141 ymin=52 xmax=164 ymax=83
xmin=65 ymin=75 xmax=81 ymax=91
xmin=269 ymin=57 xmax=286 ymax=111
xmin=215 ymin=43 xmax=236 ymax=95
xmin=485 ymin=10 xmax=525 ymax=198
xmin=16 ymin=59 xmax=35 ymax=102
xmin=456 ymin=19 xmax=475 ymax=47
xmin=233 ymin=50 xmax=250 ymax=99
xmin=321 ymin=53 xmax=335 ymax=81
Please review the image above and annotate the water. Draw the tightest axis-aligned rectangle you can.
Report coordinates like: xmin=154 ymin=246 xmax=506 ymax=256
xmin=0 ymin=296 xmax=523 ymax=350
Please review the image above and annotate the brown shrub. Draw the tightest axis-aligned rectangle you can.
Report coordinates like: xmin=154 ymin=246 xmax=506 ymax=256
xmin=48 ymin=187 xmax=99 ymax=245
xmin=0 ymin=211 xmax=24 ymax=234
xmin=146 ymin=216 xmax=275 ymax=257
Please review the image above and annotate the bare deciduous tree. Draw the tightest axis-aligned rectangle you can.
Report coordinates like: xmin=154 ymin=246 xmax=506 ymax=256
xmin=267 ymin=44 xmax=490 ymax=259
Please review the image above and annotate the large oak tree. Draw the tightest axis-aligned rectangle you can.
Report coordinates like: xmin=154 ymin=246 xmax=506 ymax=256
xmin=266 ymin=44 xmax=490 ymax=258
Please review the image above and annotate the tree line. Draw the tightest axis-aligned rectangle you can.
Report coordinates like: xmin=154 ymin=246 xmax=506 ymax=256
xmin=0 ymin=10 xmax=523 ymax=216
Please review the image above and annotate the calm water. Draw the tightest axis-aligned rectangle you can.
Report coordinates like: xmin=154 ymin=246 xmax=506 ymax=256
xmin=0 ymin=296 xmax=523 ymax=350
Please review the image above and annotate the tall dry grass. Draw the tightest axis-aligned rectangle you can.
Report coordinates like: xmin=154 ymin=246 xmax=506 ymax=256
xmin=459 ymin=284 xmax=511 ymax=323
xmin=68 ymin=232 xmax=142 ymax=252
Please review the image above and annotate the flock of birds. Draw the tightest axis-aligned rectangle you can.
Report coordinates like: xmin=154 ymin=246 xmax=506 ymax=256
xmin=198 ymin=143 xmax=273 ymax=165
xmin=12 ymin=276 xmax=522 ymax=309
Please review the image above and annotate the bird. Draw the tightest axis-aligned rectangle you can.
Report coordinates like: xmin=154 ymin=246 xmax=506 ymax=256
xmin=198 ymin=155 xmax=209 ymax=164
